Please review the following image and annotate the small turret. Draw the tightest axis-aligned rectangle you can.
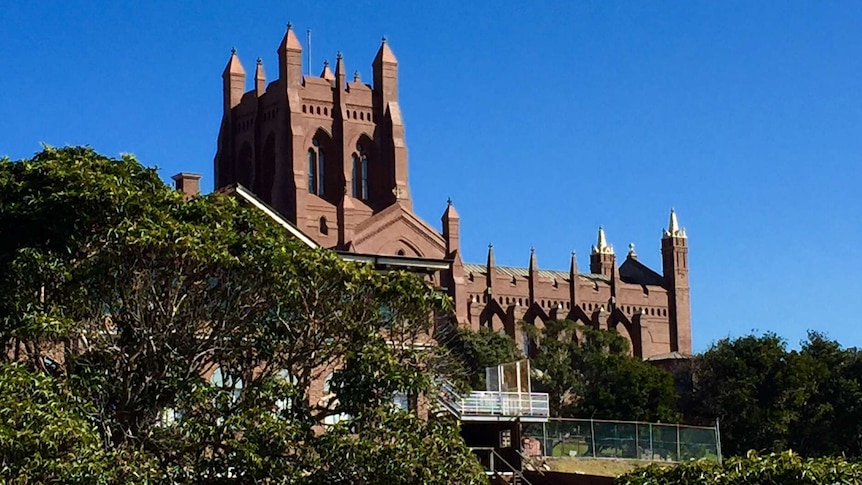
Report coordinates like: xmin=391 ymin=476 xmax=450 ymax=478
xmin=335 ymin=51 xmax=346 ymax=91
xmin=485 ymin=243 xmax=496 ymax=293
xmin=277 ymin=23 xmax=303 ymax=88
xmin=590 ymin=226 xmax=615 ymax=277
xmin=222 ymin=48 xmax=246 ymax=110
xmin=664 ymin=208 xmax=687 ymax=239
xmin=372 ymin=36 xmax=398 ymax=104
xmin=255 ymin=58 xmax=266 ymax=97
xmin=528 ymin=247 xmax=538 ymax=303
xmin=441 ymin=198 xmax=460 ymax=255
xmin=320 ymin=60 xmax=335 ymax=82
xmin=569 ymin=251 xmax=578 ymax=307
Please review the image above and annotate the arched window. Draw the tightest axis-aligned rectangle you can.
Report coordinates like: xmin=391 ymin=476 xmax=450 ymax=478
xmin=319 ymin=217 xmax=329 ymax=235
xmin=308 ymin=137 xmax=326 ymax=195
xmin=351 ymin=143 xmax=369 ymax=199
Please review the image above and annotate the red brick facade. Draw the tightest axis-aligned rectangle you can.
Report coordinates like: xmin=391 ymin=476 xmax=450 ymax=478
xmin=214 ymin=26 xmax=692 ymax=360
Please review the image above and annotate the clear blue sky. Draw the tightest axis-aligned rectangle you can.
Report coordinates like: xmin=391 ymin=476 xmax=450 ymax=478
xmin=3 ymin=1 xmax=861 ymax=352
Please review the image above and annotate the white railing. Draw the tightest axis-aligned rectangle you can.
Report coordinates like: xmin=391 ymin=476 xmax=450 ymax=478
xmin=438 ymin=380 xmax=550 ymax=421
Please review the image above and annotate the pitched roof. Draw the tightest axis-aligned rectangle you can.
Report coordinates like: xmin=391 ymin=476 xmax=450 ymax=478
xmin=462 ymin=263 xmax=610 ymax=284
xmin=221 ymin=184 xmax=319 ymax=249
xmin=619 ymin=257 xmax=665 ymax=287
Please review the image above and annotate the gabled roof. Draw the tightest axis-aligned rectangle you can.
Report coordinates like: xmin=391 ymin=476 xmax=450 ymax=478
xmin=619 ymin=257 xmax=665 ymax=287
xmin=462 ymin=263 xmax=610 ymax=284
xmin=220 ymin=184 xmax=319 ymax=249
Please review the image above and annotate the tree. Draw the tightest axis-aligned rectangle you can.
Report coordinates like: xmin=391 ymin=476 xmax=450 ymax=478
xmin=617 ymin=451 xmax=862 ymax=485
xmin=442 ymin=326 xmax=522 ymax=390
xmin=525 ymin=319 xmax=678 ymax=422
xmin=0 ymin=147 xmax=486 ymax=484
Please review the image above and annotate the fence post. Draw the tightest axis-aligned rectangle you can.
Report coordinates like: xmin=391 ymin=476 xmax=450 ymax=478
xmin=543 ymin=422 xmax=548 ymax=458
xmin=676 ymin=423 xmax=681 ymax=461
xmin=715 ymin=417 xmax=723 ymax=464
xmin=649 ymin=423 xmax=653 ymax=461
xmin=590 ymin=418 xmax=597 ymax=458
xmin=635 ymin=421 xmax=640 ymax=460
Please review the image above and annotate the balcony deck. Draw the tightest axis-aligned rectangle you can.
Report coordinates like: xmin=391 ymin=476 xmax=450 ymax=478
xmin=438 ymin=381 xmax=550 ymax=422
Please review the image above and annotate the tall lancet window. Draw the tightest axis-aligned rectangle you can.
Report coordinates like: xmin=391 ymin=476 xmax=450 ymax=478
xmin=351 ymin=143 xmax=368 ymax=199
xmin=308 ymin=137 xmax=326 ymax=195
xmin=307 ymin=149 xmax=317 ymax=193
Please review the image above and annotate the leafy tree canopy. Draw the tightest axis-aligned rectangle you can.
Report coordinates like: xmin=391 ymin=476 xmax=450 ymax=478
xmin=0 ymin=147 xmax=486 ymax=484
xmin=525 ymin=319 xmax=679 ymax=422
xmin=617 ymin=451 xmax=862 ymax=485
xmin=680 ymin=331 xmax=862 ymax=458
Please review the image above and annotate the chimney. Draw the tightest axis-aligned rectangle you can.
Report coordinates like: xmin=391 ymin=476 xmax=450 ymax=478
xmin=172 ymin=172 xmax=202 ymax=199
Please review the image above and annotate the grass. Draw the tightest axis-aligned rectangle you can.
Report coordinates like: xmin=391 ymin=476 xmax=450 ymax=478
xmin=541 ymin=457 xmax=672 ymax=477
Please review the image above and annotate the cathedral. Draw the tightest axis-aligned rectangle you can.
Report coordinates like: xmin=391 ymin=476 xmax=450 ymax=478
xmin=209 ymin=25 xmax=692 ymax=360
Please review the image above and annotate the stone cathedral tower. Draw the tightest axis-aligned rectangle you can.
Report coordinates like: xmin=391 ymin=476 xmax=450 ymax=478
xmin=212 ymin=26 xmax=693 ymax=360
xmin=215 ymin=24 xmax=410 ymax=250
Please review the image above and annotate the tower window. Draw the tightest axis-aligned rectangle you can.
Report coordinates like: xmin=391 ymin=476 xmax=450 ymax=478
xmin=308 ymin=137 xmax=325 ymax=195
xmin=351 ymin=144 xmax=369 ymax=199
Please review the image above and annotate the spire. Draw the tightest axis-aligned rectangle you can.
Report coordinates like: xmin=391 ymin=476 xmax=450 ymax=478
xmin=627 ymin=243 xmax=637 ymax=259
xmin=222 ymin=48 xmax=246 ymax=109
xmin=223 ymin=48 xmax=246 ymax=77
xmin=254 ymin=57 xmax=266 ymax=95
xmin=353 ymin=70 xmax=361 ymax=82
xmin=569 ymin=250 xmax=578 ymax=307
xmin=374 ymin=36 xmax=398 ymax=65
xmin=442 ymin=197 xmax=459 ymax=219
xmin=442 ymin=198 xmax=460 ymax=254
xmin=335 ymin=51 xmax=346 ymax=83
xmin=591 ymin=226 xmax=614 ymax=255
xmin=372 ymin=36 xmax=398 ymax=103
xmin=320 ymin=60 xmax=335 ymax=81
xmin=278 ymin=22 xmax=303 ymax=53
xmin=485 ymin=243 xmax=496 ymax=292
xmin=528 ymin=246 xmax=538 ymax=303
xmin=663 ymin=208 xmax=687 ymax=239
xmin=277 ymin=22 xmax=303 ymax=87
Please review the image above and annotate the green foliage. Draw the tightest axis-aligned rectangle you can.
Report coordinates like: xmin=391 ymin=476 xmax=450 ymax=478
xmin=0 ymin=147 xmax=485 ymax=483
xmin=444 ymin=326 xmax=522 ymax=389
xmin=0 ymin=362 xmax=161 ymax=484
xmin=526 ymin=320 xmax=679 ymax=422
xmin=616 ymin=451 xmax=862 ymax=485
xmin=680 ymin=332 xmax=862 ymax=457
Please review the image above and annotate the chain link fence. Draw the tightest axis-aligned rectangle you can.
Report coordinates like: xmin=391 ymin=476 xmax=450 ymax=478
xmin=522 ymin=418 xmax=721 ymax=463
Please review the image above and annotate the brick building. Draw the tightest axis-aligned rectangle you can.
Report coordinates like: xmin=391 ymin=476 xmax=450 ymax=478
xmin=212 ymin=25 xmax=692 ymax=360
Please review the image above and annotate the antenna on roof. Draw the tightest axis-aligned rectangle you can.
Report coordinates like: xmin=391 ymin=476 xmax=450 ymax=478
xmin=306 ymin=28 xmax=312 ymax=77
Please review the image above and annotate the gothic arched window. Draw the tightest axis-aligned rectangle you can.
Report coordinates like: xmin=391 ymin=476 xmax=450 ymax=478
xmin=308 ymin=137 xmax=326 ymax=195
xmin=351 ymin=143 xmax=369 ymax=199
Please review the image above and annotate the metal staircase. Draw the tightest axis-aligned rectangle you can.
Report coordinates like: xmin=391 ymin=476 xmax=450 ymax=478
xmin=471 ymin=447 xmax=534 ymax=485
